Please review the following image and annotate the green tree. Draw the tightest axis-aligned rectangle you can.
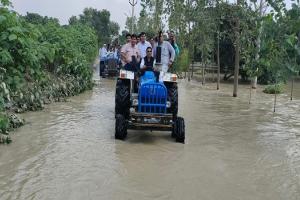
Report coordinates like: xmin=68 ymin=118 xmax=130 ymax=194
xmin=136 ymin=4 xmax=156 ymax=36
xmin=68 ymin=16 xmax=79 ymax=25
xmin=70 ymin=8 xmax=120 ymax=45
xmin=125 ymin=16 xmax=138 ymax=33
xmin=23 ymin=12 xmax=59 ymax=25
xmin=139 ymin=0 xmax=164 ymax=32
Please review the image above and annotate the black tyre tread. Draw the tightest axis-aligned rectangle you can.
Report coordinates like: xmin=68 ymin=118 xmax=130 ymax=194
xmin=115 ymin=80 xmax=130 ymax=118
xmin=100 ymin=62 xmax=105 ymax=76
xmin=115 ymin=114 xmax=127 ymax=140
xmin=175 ymin=117 xmax=185 ymax=143
xmin=167 ymin=83 xmax=178 ymax=117
xmin=171 ymin=118 xmax=176 ymax=138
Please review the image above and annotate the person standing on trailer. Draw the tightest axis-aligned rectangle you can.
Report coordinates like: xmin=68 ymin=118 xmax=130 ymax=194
xmin=137 ymin=32 xmax=152 ymax=58
xmin=121 ymin=34 xmax=141 ymax=72
xmin=120 ymin=33 xmax=132 ymax=65
xmin=153 ymin=31 xmax=175 ymax=81
xmin=168 ymin=30 xmax=180 ymax=56
xmin=99 ymin=44 xmax=108 ymax=76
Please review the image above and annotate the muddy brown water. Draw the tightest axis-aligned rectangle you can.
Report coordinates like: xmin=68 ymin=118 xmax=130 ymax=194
xmin=0 ymin=74 xmax=299 ymax=200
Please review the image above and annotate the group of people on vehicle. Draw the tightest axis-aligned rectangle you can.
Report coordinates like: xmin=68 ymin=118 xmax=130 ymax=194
xmin=99 ymin=43 xmax=122 ymax=76
xmin=99 ymin=44 xmax=120 ymax=63
xmin=99 ymin=30 xmax=180 ymax=81
xmin=120 ymin=30 xmax=180 ymax=82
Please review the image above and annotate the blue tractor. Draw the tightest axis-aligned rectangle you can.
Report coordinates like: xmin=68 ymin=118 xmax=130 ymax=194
xmin=115 ymin=70 xmax=185 ymax=143
xmin=99 ymin=52 xmax=119 ymax=78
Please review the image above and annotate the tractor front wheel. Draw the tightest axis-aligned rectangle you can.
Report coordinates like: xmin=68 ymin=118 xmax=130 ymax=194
xmin=115 ymin=114 xmax=127 ymax=140
xmin=115 ymin=79 xmax=130 ymax=119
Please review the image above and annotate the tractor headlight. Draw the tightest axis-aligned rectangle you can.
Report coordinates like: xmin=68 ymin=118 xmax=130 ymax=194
xmin=132 ymin=99 xmax=139 ymax=106
xmin=120 ymin=72 xmax=126 ymax=78
xmin=119 ymin=70 xmax=134 ymax=80
xmin=166 ymin=101 xmax=171 ymax=108
xmin=162 ymin=73 xmax=178 ymax=82
xmin=171 ymin=74 xmax=177 ymax=82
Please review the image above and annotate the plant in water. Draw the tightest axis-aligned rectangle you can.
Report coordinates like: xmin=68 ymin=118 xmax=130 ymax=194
xmin=263 ymin=83 xmax=283 ymax=94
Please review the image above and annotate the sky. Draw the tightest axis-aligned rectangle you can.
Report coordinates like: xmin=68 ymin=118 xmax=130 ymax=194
xmin=10 ymin=0 xmax=294 ymax=32
xmin=10 ymin=0 xmax=142 ymax=31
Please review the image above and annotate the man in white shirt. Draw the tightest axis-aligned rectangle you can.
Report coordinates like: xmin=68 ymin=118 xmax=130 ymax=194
xmin=99 ymin=44 xmax=107 ymax=60
xmin=153 ymin=31 xmax=175 ymax=73
xmin=99 ymin=44 xmax=108 ymax=76
xmin=137 ymin=32 xmax=152 ymax=58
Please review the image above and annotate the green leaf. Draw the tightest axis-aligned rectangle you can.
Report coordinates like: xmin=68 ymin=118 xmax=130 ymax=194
xmin=0 ymin=16 xmax=7 ymax=23
xmin=8 ymin=34 xmax=17 ymax=41
xmin=285 ymin=35 xmax=296 ymax=47
xmin=8 ymin=26 xmax=23 ymax=33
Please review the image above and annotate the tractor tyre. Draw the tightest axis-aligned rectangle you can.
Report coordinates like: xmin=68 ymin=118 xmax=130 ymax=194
xmin=167 ymin=83 xmax=178 ymax=118
xmin=115 ymin=79 xmax=130 ymax=119
xmin=100 ymin=61 xmax=105 ymax=77
xmin=115 ymin=114 xmax=127 ymax=140
xmin=174 ymin=117 xmax=185 ymax=143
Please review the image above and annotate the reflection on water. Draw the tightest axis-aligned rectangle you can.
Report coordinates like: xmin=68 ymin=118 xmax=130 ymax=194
xmin=0 ymin=76 xmax=299 ymax=200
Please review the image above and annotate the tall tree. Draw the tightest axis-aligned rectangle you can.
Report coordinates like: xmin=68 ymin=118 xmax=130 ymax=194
xmin=233 ymin=0 xmax=241 ymax=97
xmin=69 ymin=8 xmax=120 ymax=45
xmin=125 ymin=16 xmax=137 ymax=33
xmin=140 ymin=0 xmax=164 ymax=32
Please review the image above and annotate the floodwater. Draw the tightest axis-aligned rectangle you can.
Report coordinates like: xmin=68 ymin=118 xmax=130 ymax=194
xmin=0 ymin=74 xmax=299 ymax=200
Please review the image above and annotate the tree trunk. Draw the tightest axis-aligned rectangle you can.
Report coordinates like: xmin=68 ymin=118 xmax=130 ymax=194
xmin=291 ymin=77 xmax=294 ymax=101
xmin=252 ymin=31 xmax=261 ymax=89
xmin=252 ymin=0 xmax=265 ymax=89
xmin=131 ymin=4 xmax=135 ymax=33
xmin=217 ymin=36 xmax=220 ymax=90
xmin=191 ymin=62 xmax=194 ymax=78
xmin=274 ymin=89 xmax=277 ymax=112
xmin=154 ymin=0 xmax=163 ymax=31
xmin=249 ymin=84 xmax=252 ymax=104
xmin=202 ymin=63 xmax=205 ymax=85
xmin=233 ymin=18 xmax=240 ymax=97
xmin=252 ymin=76 xmax=258 ymax=89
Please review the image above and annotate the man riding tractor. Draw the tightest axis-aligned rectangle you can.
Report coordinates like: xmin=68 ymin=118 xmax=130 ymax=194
xmin=115 ymin=32 xmax=185 ymax=143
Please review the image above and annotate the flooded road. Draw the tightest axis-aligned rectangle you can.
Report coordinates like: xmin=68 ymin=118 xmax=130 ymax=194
xmin=0 ymin=75 xmax=299 ymax=200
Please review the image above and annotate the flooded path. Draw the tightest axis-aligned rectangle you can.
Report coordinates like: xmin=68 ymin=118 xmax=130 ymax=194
xmin=0 ymin=75 xmax=299 ymax=200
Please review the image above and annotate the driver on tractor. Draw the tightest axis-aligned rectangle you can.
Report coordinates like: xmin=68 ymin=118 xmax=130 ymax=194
xmin=140 ymin=46 xmax=159 ymax=81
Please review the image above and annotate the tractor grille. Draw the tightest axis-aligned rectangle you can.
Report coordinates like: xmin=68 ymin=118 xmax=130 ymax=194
xmin=138 ymin=83 xmax=167 ymax=114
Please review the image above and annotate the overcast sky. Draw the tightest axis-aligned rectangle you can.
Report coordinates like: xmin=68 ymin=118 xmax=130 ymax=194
xmin=10 ymin=0 xmax=293 ymax=31
xmin=10 ymin=0 xmax=142 ymax=30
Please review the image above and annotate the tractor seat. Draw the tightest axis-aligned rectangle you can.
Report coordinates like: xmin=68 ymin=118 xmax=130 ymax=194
xmin=140 ymin=71 xmax=156 ymax=85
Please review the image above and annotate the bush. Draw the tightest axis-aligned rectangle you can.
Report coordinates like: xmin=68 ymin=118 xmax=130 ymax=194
xmin=0 ymin=0 xmax=98 ymax=142
xmin=174 ymin=48 xmax=190 ymax=72
xmin=263 ymin=84 xmax=284 ymax=94
xmin=0 ymin=2 xmax=97 ymax=105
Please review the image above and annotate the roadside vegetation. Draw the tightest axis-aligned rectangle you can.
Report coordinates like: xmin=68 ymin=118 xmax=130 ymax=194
xmin=125 ymin=0 xmax=300 ymax=96
xmin=0 ymin=0 xmax=117 ymax=143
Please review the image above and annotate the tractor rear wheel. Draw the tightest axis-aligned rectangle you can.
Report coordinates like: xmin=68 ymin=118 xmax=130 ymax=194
xmin=167 ymin=83 xmax=178 ymax=117
xmin=174 ymin=117 xmax=185 ymax=143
